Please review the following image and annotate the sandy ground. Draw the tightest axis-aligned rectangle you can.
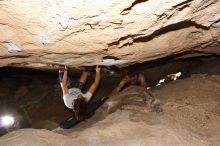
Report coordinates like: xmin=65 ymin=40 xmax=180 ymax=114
xmin=0 ymin=72 xmax=219 ymax=146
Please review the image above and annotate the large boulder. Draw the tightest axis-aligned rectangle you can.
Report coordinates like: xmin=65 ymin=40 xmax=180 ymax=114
xmin=0 ymin=0 xmax=219 ymax=68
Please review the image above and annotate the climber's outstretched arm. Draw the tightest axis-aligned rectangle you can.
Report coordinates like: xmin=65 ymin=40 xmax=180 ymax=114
xmin=86 ymin=66 xmax=101 ymax=101
xmin=59 ymin=66 xmax=69 ymax=96
xmin=109 ymin=75 xmax=130 ymax=97
xmin=138 ymin=73 xmax=147 ymax=88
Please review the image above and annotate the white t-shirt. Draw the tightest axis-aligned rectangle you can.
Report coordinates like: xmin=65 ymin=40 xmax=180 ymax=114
xmin=63 ymin=88 xmax=92 ymax=109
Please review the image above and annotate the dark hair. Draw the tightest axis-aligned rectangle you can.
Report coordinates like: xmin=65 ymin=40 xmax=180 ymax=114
xmin=73 ymin=96 xmax=87 ymax=120
xmin=125 ymin=69 xmax=136 ymax=78
xmin=127 ymin=72 xmax=140 ymax=86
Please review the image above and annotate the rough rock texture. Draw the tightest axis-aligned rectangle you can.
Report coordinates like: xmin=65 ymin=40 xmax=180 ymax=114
xmin=0 ymin=73 xmax=220 ymax=146
xmin=0 ymin=0 xmax=220 ymax=68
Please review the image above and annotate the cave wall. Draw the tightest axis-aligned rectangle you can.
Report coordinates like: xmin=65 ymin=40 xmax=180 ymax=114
xmin=1 ymin=68 xmax=220 ymax=145
xmin=0 ymin=57 xmax=219 ymax=131
xmin=0 ymin=0 xmax=219 ymax=68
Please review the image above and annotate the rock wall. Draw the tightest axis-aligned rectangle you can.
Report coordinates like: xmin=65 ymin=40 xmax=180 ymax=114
xmin=0 ymin=0 xmax=219 ymax=68
xmin=0 ymin=73 xmax=70 ymax=132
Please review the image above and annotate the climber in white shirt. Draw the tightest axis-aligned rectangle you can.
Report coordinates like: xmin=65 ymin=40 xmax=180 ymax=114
xmin=59 ymin=65 xmax=101 ymax=120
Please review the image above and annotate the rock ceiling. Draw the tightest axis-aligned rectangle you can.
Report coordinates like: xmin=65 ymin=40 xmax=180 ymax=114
xmin=0 ymin=0 xmax=219 ymax=68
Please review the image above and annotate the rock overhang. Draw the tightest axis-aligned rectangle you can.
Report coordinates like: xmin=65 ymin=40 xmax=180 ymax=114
xmin=0 ymin=0 xmax=219 ymax=69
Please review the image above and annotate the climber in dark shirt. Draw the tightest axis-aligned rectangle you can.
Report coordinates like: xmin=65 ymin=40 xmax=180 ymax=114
xmin=109 ymin=72 xmax=147 ymax=96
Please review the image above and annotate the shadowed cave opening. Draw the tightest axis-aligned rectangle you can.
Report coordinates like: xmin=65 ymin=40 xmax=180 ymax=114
xmin=0 ymin=55 xmax=219 ymax=136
